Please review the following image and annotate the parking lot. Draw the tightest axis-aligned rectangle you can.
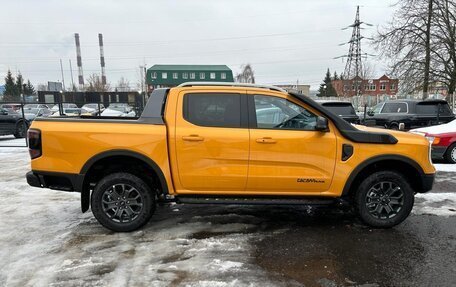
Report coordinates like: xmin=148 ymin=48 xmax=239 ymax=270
xmin=1 ymin=136 xmax=455 ymax=287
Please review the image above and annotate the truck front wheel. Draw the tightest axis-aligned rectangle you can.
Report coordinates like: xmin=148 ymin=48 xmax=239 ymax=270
xmin=91 ymin=172 xmax=156 ymax=232
xmin=355 ymin=171 xmax=414 ymax=228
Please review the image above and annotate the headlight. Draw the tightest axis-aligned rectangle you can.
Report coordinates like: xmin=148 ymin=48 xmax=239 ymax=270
xmin=425 ymin=136 xmax=440 ymax=145
xmin=425 ymin=136 xmax=435 ymax=144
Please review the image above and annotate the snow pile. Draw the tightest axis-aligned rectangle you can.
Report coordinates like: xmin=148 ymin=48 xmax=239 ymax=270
xmin=0 ymin=147 xmax=285 ymax=286
xmin=434 ymin=163 xmax=456 ymax=172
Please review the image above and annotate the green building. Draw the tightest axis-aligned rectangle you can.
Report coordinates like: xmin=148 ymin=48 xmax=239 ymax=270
xmin=146 ymin=64 xmax=234 ymax=89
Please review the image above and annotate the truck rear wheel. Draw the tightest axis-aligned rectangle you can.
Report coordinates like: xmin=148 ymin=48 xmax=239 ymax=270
xmin=91 ymin=172 xmax=156 ymax=232
xmin=355 ymin=171 xmax=414 ymax=228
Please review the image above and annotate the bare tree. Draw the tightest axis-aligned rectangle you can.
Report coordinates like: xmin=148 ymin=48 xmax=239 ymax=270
xmin=36 ymin=83 xmax=48 ymax=92
xmin=85 ymin=73 xmax=110 ymax=92
xmin=373 ymin=0 xmax=434 ymax=98
xmin=235 ymin=64 xmax=255 ymax=83
xmin=116 ymin=77 xmax=131 ymax=92
xmin=431 ymin=0 xmax=456 ymax=95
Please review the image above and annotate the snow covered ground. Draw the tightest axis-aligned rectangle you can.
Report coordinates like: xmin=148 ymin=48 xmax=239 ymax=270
xmin=0 ymin=141 xmax=455 ymax=286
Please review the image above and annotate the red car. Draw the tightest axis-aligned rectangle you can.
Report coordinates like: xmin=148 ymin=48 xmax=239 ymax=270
xmin=411 ymin=119 xmax=456 ymax=163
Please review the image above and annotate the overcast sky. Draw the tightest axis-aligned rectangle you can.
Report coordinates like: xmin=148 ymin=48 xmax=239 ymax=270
xmin=0 ymin=0 xmax=397 ymax=90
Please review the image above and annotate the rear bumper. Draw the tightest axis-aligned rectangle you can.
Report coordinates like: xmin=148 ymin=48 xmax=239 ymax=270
xmin=431 ymin=146 xmax=447 ymax=160
xmin=420 ymin=173 xmax=435 ymax=193
xmin=26 ymin=170 xmax=84 ymax=192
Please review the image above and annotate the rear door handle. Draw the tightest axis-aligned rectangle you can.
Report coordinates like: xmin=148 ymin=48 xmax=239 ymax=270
xmin=256 ymin=137 xmax=276 ymax=144
xmin=182 ymin=135 xmax=204 ymax=142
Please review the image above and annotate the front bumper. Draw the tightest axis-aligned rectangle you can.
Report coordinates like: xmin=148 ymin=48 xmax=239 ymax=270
xmin=420 ymin=173 xmax=435 ymax=193
xmin=431 ymin=146 xmax=447 ymax=160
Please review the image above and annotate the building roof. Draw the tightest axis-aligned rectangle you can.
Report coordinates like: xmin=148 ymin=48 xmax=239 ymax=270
xmin=148 ymin=64 xmax=232 ymax=71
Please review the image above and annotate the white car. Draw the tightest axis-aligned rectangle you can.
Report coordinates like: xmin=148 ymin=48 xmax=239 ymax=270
xmin=51 ymin=103 xmax=78 ymax=113
xmin=101 ymin=105 xmax=136 ymax=117
xmin=410 ymin=119 xmax=456 ymax=163
xmin=82 ymin=103 xmax=105 ymax=116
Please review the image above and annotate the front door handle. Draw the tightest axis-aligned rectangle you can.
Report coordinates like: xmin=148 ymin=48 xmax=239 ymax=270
xmin=182 ymin=135 xmax=204 ymax=142
xmin=256 ymin=137 xmax=276 ymax=144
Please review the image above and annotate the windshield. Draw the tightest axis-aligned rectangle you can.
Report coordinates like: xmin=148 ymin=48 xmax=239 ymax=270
xmin=83 ymin=104 xmax=98 ymax=109
xmin=24 ymin=104 xmax=38 ymax=109
xmin=323 ymin=103 xmax=356 ymax=115
xmin=20 ymin=108 xmax=40 ymax=115
xmin=108 ymin=106 xmax=128 ymax=112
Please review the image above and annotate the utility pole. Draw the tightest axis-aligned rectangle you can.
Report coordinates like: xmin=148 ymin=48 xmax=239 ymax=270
xmin=60 ymin=59 xmax=66 ymax=91
xmin=334 ymin=6 xmax=374 ymax=98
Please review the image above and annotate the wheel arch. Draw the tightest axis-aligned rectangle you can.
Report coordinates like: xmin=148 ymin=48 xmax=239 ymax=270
xmin=80 ymin=149 xmax=169 ymax=212
xmin=342 ymin=154 xmax=426 ymax=197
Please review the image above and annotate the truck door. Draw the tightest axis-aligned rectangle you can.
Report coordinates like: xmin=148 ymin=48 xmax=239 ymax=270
xmin=246 ymin=92 xmax=337 ymax=194
xmin=174 ymin=91 xmax=249 ymax=193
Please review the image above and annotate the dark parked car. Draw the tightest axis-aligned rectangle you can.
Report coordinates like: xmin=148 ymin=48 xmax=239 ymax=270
xmin=367 ymin=99 xmax=455 ymax=130
xmin=0 ymin=107 xmax=28 ymax=138
xmin=316 ymin=100 xmax=360 ymax=124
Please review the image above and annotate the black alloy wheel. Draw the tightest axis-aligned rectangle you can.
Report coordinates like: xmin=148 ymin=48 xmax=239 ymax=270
xmin=355 ymin=171 xmax=414 ymax=228
xmin=91 ymin=172 xmax=156 ymax=232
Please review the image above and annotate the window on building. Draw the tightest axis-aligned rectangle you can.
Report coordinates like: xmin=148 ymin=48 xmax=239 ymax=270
xmin=381 ymin=102 xmax=408 ymax=113
xmin=390 ymin=83 xmax=396 ymax=90
xmin=370 ymin=84 xmax=376 ymax=90
xmin=200 ymin=72 xmax=205 ymax=79
xmin=183 ymin=93 xmax=241 ymax=128
xmin=253 ymin=95 xmax=318 ymax=130
xmin=221 ymin=73 xmax=226 ymax=80
xmin=210 ymin=72 xmax=216 ymax=79
xmin=190 ymin=72 xmax=195 ymax=79
xmin=183 ymin=73 xmax=188 ymax=79
xmin=173 ymin=72 xmax=178 ymax=79
xmin=380 ymin=83 xmax=386 ymax=90
xmin=162 ymin=72 xmax=167 ymax=79
xmin=364 ymin=84 xmax=369 ymax=91
xmin=152 ymin=72 xmax=157 ymax=79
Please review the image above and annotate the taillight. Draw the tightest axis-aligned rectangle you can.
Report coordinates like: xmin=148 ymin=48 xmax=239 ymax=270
xmin=28 ymin=129 xmax=42 ymax=159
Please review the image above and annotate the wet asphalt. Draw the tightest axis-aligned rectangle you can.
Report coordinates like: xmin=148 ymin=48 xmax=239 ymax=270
xmin=155 ymin=171 xmax=456 ymax=287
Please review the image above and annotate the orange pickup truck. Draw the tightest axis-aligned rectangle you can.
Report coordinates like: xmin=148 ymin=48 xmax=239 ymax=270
xmin=26 ymin=83 xmax=435 ymax=232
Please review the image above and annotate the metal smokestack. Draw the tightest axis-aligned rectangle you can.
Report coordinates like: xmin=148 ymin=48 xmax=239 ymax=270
xmin=98 ymin=33 xmax=106 ymax=85
xmin=74 ymin=33 xmax=84 ymax=89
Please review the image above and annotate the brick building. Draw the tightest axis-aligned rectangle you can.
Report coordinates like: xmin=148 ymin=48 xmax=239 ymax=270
xmin=331 ymin=75 xmax=399 ymax=97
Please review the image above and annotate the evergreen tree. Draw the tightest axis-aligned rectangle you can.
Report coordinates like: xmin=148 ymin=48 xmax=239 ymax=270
xmin=316 ymin=68 xmax=337 ymax=97
xmin=15 ymin=72 xmax=24 ymax=95
xmin=4 ymin=70 xmax=17 ymax=97
xmin=333 ymin=71 xmax=339 ymax=81
xmin=24 ymin=80 xmax=36 ymax=95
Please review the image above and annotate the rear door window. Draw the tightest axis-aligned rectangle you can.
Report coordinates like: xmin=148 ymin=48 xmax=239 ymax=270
xmin=416 ymin=102 xmax=452 ymax=115
xmin=381 ymin=102 xmax=408 ymax=113
xmin=183 ymin=93 xmax=241 ymax=128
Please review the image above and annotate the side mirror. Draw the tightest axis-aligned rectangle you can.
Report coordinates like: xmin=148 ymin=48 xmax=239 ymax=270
xmin=367 ymin=110 xmax=374 ymax=116
xmin=315 ymin=116 xmax=329 ymax=132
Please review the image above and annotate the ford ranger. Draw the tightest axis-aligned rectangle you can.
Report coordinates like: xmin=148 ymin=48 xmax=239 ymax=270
xmin=26 ymin=83 xmax=435 ymax=232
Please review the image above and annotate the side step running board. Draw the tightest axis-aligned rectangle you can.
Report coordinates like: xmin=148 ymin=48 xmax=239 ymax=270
xmin=175 ymin=196 xmax=337 ymax=206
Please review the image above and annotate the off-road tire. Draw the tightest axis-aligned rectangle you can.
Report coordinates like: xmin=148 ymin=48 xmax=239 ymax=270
xmin=444 ymin=143 xmax=456 ymax=164
xmin=389 ymin=122 xmax=399 ymax=130
xmin=91 ymin=172 xmax=156 ymax=232
xmin=14 ymin=121 xmax=28 ymax=138
xmin=355 ymin=171 xmax=414 ymax=228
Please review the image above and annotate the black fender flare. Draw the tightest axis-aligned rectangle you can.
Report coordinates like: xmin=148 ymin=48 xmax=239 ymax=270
xmin=341 ymin=154 xmax=426 ymax=196
xmin=79 ymin=149 xmax=169 ymax=212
